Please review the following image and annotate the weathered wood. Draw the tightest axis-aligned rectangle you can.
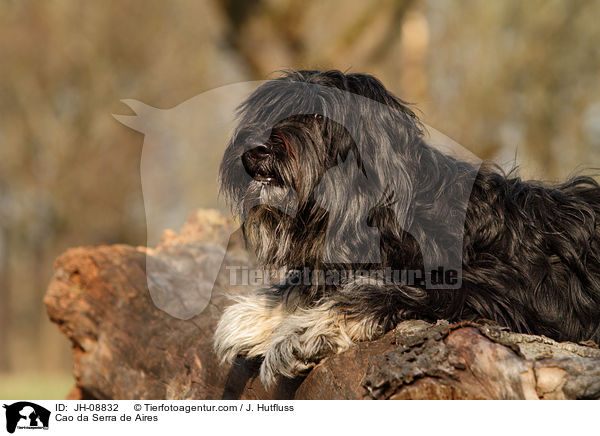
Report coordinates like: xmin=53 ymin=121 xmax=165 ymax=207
xmin=45 ymin=209 xmax=600 ymax=399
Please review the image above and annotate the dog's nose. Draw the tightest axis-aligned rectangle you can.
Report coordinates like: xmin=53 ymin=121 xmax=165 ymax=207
xmin=242 ymin=145 xmax=271 ymax=177
xmin=247 ymin=145 xmax=271 ymax=159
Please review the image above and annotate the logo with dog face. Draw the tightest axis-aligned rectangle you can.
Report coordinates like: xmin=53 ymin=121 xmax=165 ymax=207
xmin=2 ymin=402 xmax=50 ymax=434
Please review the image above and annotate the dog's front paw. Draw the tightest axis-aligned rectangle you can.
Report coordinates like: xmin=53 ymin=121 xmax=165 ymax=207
xmin=257 ymin=304 xmax=366 ymax=388
xmin=213 ymin=294 xmax=285 ymax=363
xmin=259 ymin=335 xmax=317 ymax=388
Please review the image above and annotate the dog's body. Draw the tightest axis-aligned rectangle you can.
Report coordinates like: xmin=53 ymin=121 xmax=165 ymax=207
xmin=214 ymin=70 xmax=600 ymax=387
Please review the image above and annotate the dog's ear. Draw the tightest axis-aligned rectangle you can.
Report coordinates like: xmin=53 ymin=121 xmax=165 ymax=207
xmin=313 ymin=149 xmax=381 ymax=264
xmin=311 ymin=93 xmax=420 ymax=264
xmin=349 ymin=97 xmax=419 ymax=233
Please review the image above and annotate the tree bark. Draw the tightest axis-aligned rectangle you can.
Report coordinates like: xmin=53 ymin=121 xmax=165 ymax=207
xmin=44 ymin=209 xmax=600 ymax=400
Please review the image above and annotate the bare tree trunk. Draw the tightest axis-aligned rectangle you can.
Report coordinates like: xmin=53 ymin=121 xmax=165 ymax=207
xmin=44 ymin=209 xmax=600 ymax=400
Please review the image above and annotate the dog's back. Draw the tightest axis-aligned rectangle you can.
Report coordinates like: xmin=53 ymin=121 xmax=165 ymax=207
xmin=460 ymin=169 xmax=600 ymax=342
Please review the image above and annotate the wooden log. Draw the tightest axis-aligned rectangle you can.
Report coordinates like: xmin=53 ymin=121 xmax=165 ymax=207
xmin=44 ymin=210 xmax=600 ymax=399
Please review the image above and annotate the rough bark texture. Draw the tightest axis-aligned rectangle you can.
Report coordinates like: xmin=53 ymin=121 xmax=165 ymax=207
xmin=45 ymin=209 xmax=600 ymax=400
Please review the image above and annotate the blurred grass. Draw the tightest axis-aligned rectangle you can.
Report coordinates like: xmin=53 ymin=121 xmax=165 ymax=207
xmin=0 ymin=372 xmax=73 ymax=400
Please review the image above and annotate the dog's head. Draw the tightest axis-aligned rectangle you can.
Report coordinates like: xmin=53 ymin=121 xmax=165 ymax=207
xmin=219 ymin=70 xmax=425 ymax=269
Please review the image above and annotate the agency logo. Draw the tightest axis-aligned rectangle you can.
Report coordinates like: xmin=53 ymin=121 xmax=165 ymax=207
xmin=2 ymin=402 xmax=50 ymax=434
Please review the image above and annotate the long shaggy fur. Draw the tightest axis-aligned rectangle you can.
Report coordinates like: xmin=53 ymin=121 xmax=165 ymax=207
xmin=214 ymin=69 xmax=600 ymax=388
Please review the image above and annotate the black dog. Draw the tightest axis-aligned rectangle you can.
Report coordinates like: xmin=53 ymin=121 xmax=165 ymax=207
xmin=214 ymin=69 xmax=600 ymax=387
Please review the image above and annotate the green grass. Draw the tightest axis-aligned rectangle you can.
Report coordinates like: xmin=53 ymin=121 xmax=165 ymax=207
xmin=0 ymin=372 xmax=74 ymax=400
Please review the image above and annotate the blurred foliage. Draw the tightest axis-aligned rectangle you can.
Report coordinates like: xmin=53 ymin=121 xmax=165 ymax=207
xmin=1 ymin=0 xmax=599 ymax=396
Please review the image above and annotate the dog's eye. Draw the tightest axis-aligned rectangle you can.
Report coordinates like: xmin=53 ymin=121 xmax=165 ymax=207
xmin=314 ymin=114 xmax=323 ymax=122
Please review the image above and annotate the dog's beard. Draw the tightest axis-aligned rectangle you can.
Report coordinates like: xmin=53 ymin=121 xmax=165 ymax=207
xmin=241 ymin=181 xmax=301 ymax=268
xmin=241 ymin=180 xmax=299 ymax=219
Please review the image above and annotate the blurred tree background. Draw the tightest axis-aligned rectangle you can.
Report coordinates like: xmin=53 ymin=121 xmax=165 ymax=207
xmin=1 ymin=0 xmax=600 ymax=398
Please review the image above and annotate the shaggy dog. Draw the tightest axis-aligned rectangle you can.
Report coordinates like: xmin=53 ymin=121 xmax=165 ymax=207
xmin=214 ymin=69 xmax=600 ymax=387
